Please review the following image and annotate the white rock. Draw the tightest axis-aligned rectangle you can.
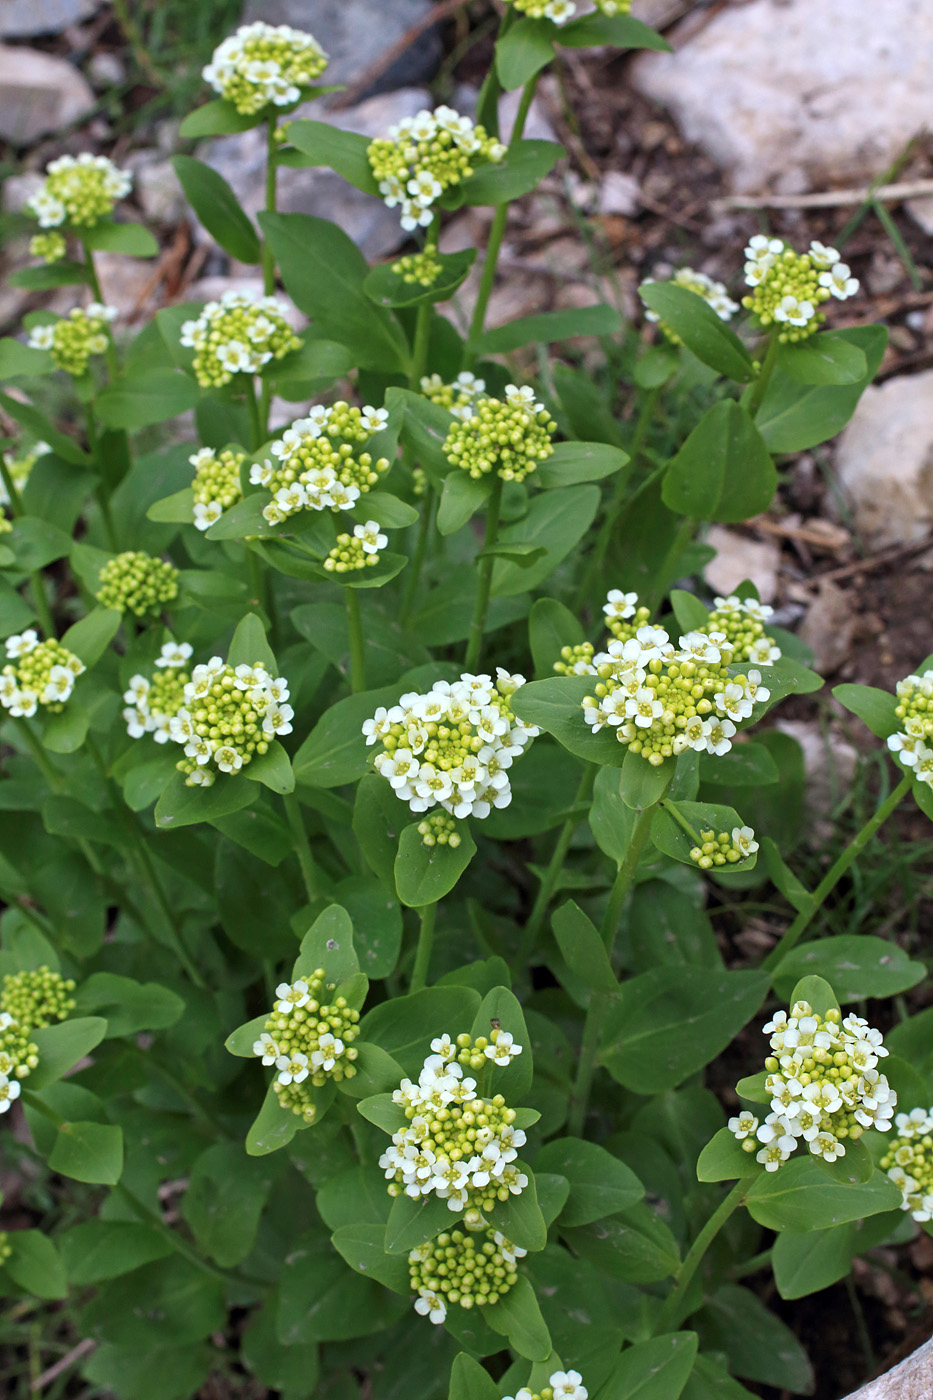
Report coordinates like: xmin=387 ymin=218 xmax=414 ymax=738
xmin=598 ymin=171 xmax=641 ymax=218
xmin=834 ymin=370 xmax=933 ymax=548
xmin=127 ymin=155 xmax=186 ymax=225
xmin=774 ymin=719 xmax=859 ymax=838
xmin=0 ymin=45 xmax=95 ymax=144
xmin=703 ymin=526 xmax=780 ymax=602
xmin=0 ymin=0 xmax=99 ymax=36
xmin=798 ymin=580 xmax=856 ymax=675
xmin=841 ymin=1337 xmax=933 ymax=1400
xmin=633 ymin=0 xmax=933 ymax=191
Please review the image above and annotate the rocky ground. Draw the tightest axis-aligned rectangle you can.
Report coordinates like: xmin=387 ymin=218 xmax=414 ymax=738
xmin=1 ymin=3 xmax=933 ymax=1395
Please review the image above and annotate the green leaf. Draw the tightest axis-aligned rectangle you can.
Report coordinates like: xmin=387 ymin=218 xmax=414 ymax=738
xmin=601 ymin=969 xmax=769 ymax=1093
xmin=74 ymin=972 xmax=184 ymax=1037
xmin=351 ymin=491 xmax=419 ymax=529
xmin=285 ymin=120 xmax=379 ymax=192
xmin=260 ymin=212 xmax=407 ymax=372
xmin=365 ymin=248 xmax=478 ymax=308
xmin=48 ymin=1120 xmax=123 ymax=1184
xmin=356 ymin=1092 xmax=407 ymax=1134
xmin=788 ymin=974 xmax=839 ymax=1018
xmin=745 ymin=1156 xmax=902 ymax=1231
xmin=457 ymin=140 xmax=564 ymax=206
xmin=294 ymin=904 xmax=359 ymax=983
xmin=9 ymin=516 xmax=72 ymax=571
xmin=172 ymin=155 xmax=261 ymax=263
xmin=681 ymin=1355 xmax=758 ymax=1400
xmin=395 ymin=820 xmax=477 ymax=907
xmin=179 ymin=98 xmax=265 ymax=137
xmin=475 ymin=304 xmax=621 ymax=355
xmin=81 ymin=221 xmax=159 ymax=257
xmin=95 ymin=369 xmax=199 ymax=429
xmin=772 ymin=1223 xmax=858 ymax=1299
xmin=146 ymin=486 xmax=196 ymax=523
xmin=639 ymin=282 xmax=753 ymax=382
xmin=294 ymin=684 xmax=398 ymax=788
xmin=182 ymin=1142 xmax=275 ymax=1266
xmin=551 ymin=901 xmax=617 ymax=992
xmin=696 ymin=1284 xmax=814 ymax=1393
xmin=698 ymin=741 xmax=778 ymax=788
xmin=598 ymin=1334 xmax=697 ymax=1400
xmin=338 ymin=1042 xmax=403 ymax=1098
xmin=438 ymin=472 xmax=490 ymax=535
xmin=773 ymin=935 xmax=925 ymax=1002
xmin=8 ymin=262 xmax=89 ymax=290
xmin=620 ymin=748 xmax=675 ymax=810
xmin=831 ymin=682 xmax=898 ymax=739
xmin=470 ymin=986 xmax=534 ymax=1099
xmin=60 ymin=606 xmax=122 ymax=668
xmin=496 ymin=17 xmax=555 ymax=90
xmin=277 ymin=1233 xmax=403 ymax=1344
xmin=360 ymin=986 xmax=482 ymax=1076
xmin=662 ymin=400 xmax=777 ymax=523
xmin=3 ymin=1229 xmax=67 ymax=1299
xmin=154 ymin=772 xmax=255 ymax=829
xmin=563 ymin=1201 xmax=680 ymax=1283
xmin=778 ymin=332 xmax=867 ymax=386
xmin=536 ymin=440 xmax=629 ymax=490
xmin=756 ymin=325 xmax=888 ymax=452
xmin=268 ymin=337 xmax=358 ymax=394
xmin=58 ymin=1222 xmax=171 ymax=1284
xmin=528 ymin=596 xmax=585 ymax=678
xmin=41 ymin=700 xmax=90 ymax=755
xmin=558 ymin=13 xmax=671 ymax=51
xmin=492 ymin=484 xmax=600 ymax=597
xmin=485 ymin=1275 xmax=552 ymax=1361
xmin=651 ymin=800 xmax=757 ymax=872
xmin=0 ymin=391 xmax=90 ymax=466
xmin=696 ymin=1128 xmax=762 ymax=1183
xmin=486 ymin=1166 xmax=548 ymax=1252
xmin=511 ymin=674 xmax=627 ymax=768
xmin=227 ymin=611 xmax=277 ymax=672
xmin=331 ymin=1224 xmax=410 ymax=1293
xmin=245 ymin=1081 xmax=301 ymax=1156
xmin=449 ymin=1353 xmax=501 ymax=1400
xmin=384 ymin=1192 xmax=456 ymax=1254
xmin=29 ymin=1016 xmax=108 ymax=1089
xmin=0 ymin=337 xmax=52 ymax=378
xmin=535 ymin=1138 xmax=643 ymax=1225
xmin=244 ymin=741 xmax=295 ymax=794
xmin=225 ymin=1013 xmax=268 ymax=1059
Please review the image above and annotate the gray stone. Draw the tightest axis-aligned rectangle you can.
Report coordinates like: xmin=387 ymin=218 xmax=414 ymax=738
xmin=774 ymin=720 xmax=858 ymax=842
xmin=0 ymin=0 xmax=99 ymax=37
xmin=0 ymin=45 xmax=95 ymax=144
xmin=241 ymin=0 xmax=441 ymax=97
xmin=204 ymin=87 xmax=430 ymax=262
xmin=704 ymin=526 xmax=780 ymax=602
xmin=633 ymin=0 xmax=933 ymax=191
xmin=834 ymin=370 xmax=933 ymax=548
xmin=841 ymin=1338 xmax=933 ymax=1400
xmin=127 ymin=154 xmax=187 ymax=225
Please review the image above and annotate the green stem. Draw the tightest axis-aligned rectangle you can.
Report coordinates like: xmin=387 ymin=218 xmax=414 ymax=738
xmin=246 ymin=543 xmax=264 ymax=612
xmin=84 ymin=403 xmax=118 ymax=550
xmin=261 ymin=113 xmax=279 ymax=297
xmin=744 ymin=332 xmax=780 ymax=417
xmin=465 ymin=73 xmax=540 ymax=366
xmin=81 ymin=245 xmax=120 ymax=382
xmin=464 ymin=475 xmax=503 ymax=671
xmin=646 ymin=516 xmax=695 ymax=615
xmin=764 ymin=772 xmax=912 ymax=969
xmin=114 ymin=1183 xmax=264 ymax=1291
xmin=653 ymin=1179 xmax=747 ymax=1334
xmin=659 ymin=799 xmax=703 ymax=846
xmin=345 ymin=586 xmax=366 ymax=693
xmin=410 ymin=903 xmax=437 ymax=993
xmin=283 ymin=790 xmax=321 ymax=905
xmin=246 ymin=379 xmax=263 ymax=453
xmin=474 ymin=6 xmax=514 ymax=137
xmin=410 ymin=300 xmax=433 ymax=391
xmin=0 ymin=458 xmax=53 ymax=634
xmin=600 ymin=802 xmax=657 ymax=949
xmin=515 ymin=765 xmax=596 ymax=970
xmin=400 ymin=488 xmax=434 ymax=624
xmin=0 ymin=457 xmax=24 ymax=515
xmin=15 ymin=718 xmax=61 ymax=789
xmin=123 ymin=1040 xmax=228 ymax=1136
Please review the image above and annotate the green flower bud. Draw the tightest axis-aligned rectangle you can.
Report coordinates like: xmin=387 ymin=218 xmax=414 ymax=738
xmin=96 ymin=550 xmax=179 ymax=618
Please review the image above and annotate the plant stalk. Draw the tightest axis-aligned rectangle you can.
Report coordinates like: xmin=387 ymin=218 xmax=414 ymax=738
xmin=400 ymin=488 xmax=435 ymax=624
xmin=283 ymin=790 xmax=321 ymax=905
xmin=515 ymin=764 xmax=596 ymax=969
xmin=345 ymin=586 xmax=366 ymax=693
xmin=744 ymin=331 xmax=780 ymax=417
xmin=653 ymin=1179 xmax=748 ymax=1334
xmin=411 ymin=902 xmax=437 ymax=992
xmin=464 ymin=475 xmax=503 ymax=671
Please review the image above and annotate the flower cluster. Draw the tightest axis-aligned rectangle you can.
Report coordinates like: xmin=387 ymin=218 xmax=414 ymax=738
xmin=253 ymin=970 xmax=360 ymax=1123
xmin=881 ymin=1107 xmax=933 ymax=1222
xmin=122 ymin=641 xmax=193 ymax=744
xmin=421 ymin=371 xmax=486 ymax=421
xmin=409 ymin=1229 xmax=521 ymax=1324
xmin=0 ymin=1013 xmax=38 ymax=1115
xmin=643 ymin=267 xmax=738 ymax=340
xmin=0 ymin=631 xmax=85 ymax=717
xmin=742 ymin=237 xmax=859 ymax=342
xmin=504 ymin=1371 xmax=589 ymax=1400
xmin=417 ymin=810 xmax=462 ymax=849
xmin=379 ymin=1030 xmax=527 ymax=1215
xmin=506 ymin=0 xmax=629 ymax=21
xmin=887 ymin=669 xmax=933 ymax=787
xmin=202 ymin=22 xmax=329 ymax=114
xmin=392 ymin=249 xmax=442 ymax=286
xmin=180 ymin=290 xmax=301 ymax=388
xmin=190 ymin=447 xmax=245 ymax=532
xmin=26 ymin=154 xmax=132 ymax=228
xmin=730 ymin=1002 xmax=896 ymax=1171
xmin=252 ymin=403 xmax=391 ymax=526
xmin=364 ymin=669 xmax=538 ymax=819
xmin=443 ymin=385 xmax=556 ymax=483
xmin=368 ymin=106 xmax=505 ymax=232
xmin=29 ymin=231 xmax=67 ymax=264
xmin=0 ymin=442 xmax=48 ymax=509
xmin=705 ymin=594 xmax=782 ymax=667
xmin=2 ymin=968 xmax=75 ymax=1031
xmin=28 ymin=304 xmax=117 ymax=376
xmin=96 ymin=551 xmax=179 ymax=618
xmin=167 ymin=658 xmax=293 ymax=785
xmin=324 ymin=521 xmax=388 ymax=573
xmin=689 ymin=824 xmax=758 ymax=870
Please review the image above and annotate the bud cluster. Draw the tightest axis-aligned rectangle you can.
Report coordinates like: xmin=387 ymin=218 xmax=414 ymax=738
xmin=2 ymin=968 xmax=75 ymax=1031
xmin=28 ymin=304 xmax=117 ymax=376
xmin=0 ymin=631 xmax=85 ymax=717
xmin=167 ymin=658 xmax=294 ymax=785
xmin=180 ymin=290 xmax=301 ymax=388
xmin=881 ymin=1107 xmax=933 ymax=1222
xmin=409 ymin=1228 xmax=521 ymax=1325
xmin=324 ymin=520 xmax=388 ymax=573
xmin=363 ymin=669 xmax=538 ymax=819
xmin=96 ymin=550 xmax=179 ymax=618
xmin=379 ymin=1031 xmax=527 ymax=1215
xmin=742 ymin=237 xmax=859 ymax=343
xmin=887 ymin=669 xmax=933 ymax=787
xmin=26 ymin=154 xmax=132 ymax=229
xmin=190 ymin=447 xmax=245 ymax=532
xmin=122 ymin=640 xmax=194 ymax=744
xmin=730 ymin=1002 xmax=896 ymax=1171
xmin=643 ymin=266 xmax=738 ymax=341
xmin=0 ymin=1011 xmax=39 ymax=1114
xmin=202 ymin=22 xmax=329 ymax=114
xmin=252 ymin=970 xmax=360 ymax=1123
xmin=705 ymin=594 xmax=782 ymax=667
xmin=368 ymin=106 xmax=505 ymax=232
xmin=417 ymin=810 xmax=462 ymax=849
xmin=506 ymin=0 xmax=630 ymax=20
xmin=392 ymin=249 xmax=442 ymax=286
xmin=421 ymin=370 xmax=486 ymax=422
xmin=504 ymin=1371 xmax=590 ymax=1400
xmin=689 ymin=824 xmax=758 ymax=869
xmin=251 ymin=403 xmax=391 ymax=526
xmin=29 ymin=231 xmax=67 ymax=264
xmin=443 ymin=385 xmax=556 ymax=483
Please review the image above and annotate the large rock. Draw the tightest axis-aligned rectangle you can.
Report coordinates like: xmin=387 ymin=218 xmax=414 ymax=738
xmin=240 ymin=0 xmax=440 ymax=96
xmin=0 ymin=0 xmax=99 ymax=37
xmin=842 ymin=1338 xmax=933 ymax=1400
xmin=633 ymin=0 xmax=933 ymax=191
xmin=834 ymin=370 xmax=933 ymax=548
xmin=0 ymin=45 xmax=95 ymax=144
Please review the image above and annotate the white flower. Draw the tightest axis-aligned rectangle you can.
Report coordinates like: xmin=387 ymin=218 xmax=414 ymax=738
xmin=193 ymin=501 xmax=223 ymax=531
xmin=714 ymin=683 xmax=754 ymax=722
xmin=0 ymin=1073 xmax=21 ymax=1111
xmin=253 ymin=1032 xmax=280 ymax=1064
xmin=9 ymin=689 xmax=38 ymax=718
xmin=549 ymin=1372 xmax=587 ymax=1400
xmin=414 ymin=1288 xmax=446 ymax=1325
xmin=156 ymin=641 xmax=193 ymax=668
xmin=6 ymin=630 xmax=38 ymax=659
xmin=360 ymin=405 xmax=389 ymax=434
xmin=484 ymin=1031 xmax=522 ymax=1066
xmin=774 ymin=295 xmax=815 ymax=327
xmin=819 ymin=262 xmax=859 ymax=300
xmin=275 ymin=980 xmax=310 ymax=1014
xmin=732 ymin=826 xmax=758 ymax=859
xmin=353 ymin=520 xmax=388 ymax=554
xmin=729 ymin=1110 xmax=759 ymax=1140
xmin=275 ymin=1052 xmax=309 ymax=1086
xmin=808 ymin=241 xmax=840 ymax=269
xmin=704 ymin=718 xmax=736 ymax=756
